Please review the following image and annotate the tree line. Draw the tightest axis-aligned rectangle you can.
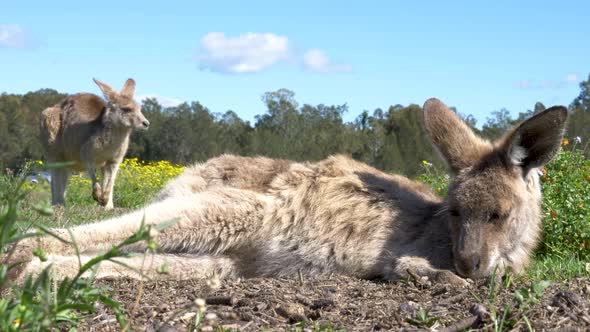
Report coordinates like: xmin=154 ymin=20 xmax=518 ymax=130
xmin=1 ymin=74 xmax=589 ymax=176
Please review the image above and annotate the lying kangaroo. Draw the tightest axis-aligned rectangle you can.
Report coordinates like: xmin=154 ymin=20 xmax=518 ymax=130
xmin=18 ymin=98 xmax=567 ymax=286
xmin=40 ymin=78 xmax=149 ymax=209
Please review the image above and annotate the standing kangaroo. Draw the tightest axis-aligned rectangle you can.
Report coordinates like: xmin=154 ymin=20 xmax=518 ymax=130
xmin=40 ymin=78 xmax=149 ymax=209
xmin=18 ymin=98 xmax=566 ymax=286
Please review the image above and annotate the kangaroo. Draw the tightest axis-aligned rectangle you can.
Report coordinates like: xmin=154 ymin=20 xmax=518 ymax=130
xmin=40 ymin=78 xmax=149 ymax=209
xmin=17 ymin=98 xmax=567 ymax=286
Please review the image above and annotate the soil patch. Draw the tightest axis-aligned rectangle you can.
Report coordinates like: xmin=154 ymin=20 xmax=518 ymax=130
xmin=81 ymin=276 xmax=590 ymax=331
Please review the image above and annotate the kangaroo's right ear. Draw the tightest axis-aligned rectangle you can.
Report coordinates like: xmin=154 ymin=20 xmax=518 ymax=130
xmin=120 ymin=78 xmax=136 ymax=99
xmin=93 ymin=78 xmax=117 ymax=101
xmin=423 ymin=98 xmax=491 ymax=174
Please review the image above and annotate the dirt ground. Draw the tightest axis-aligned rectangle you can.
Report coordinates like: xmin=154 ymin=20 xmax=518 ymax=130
xmin=81 ymin=276 xmax=590 ymax=331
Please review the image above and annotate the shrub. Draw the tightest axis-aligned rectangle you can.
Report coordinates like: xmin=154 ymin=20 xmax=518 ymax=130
xmin=537 ymin=140 xmax=590 ymax=259
xmin=416 ymin=159 xmax=449 ymax=196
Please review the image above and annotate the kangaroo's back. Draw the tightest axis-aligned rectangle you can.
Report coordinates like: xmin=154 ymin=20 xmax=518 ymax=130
xmin=40 ymin=93 xmax=106 ymax=165
xmin=155 ymin=154 xmax=294 ymax=200
xmin=60 ymin=93 xmax=106 ymax=124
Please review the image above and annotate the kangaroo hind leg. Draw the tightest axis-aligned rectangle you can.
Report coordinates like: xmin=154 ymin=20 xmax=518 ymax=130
xmin=21 ymin=253 xmax=240 ymax=282
xmin=34 ymin=187 xmax=270 ymax=257
xmin=124 ymin=187 xmax=271 ymax=257
xmin=50 ymin=168 xmax=71 ymax=206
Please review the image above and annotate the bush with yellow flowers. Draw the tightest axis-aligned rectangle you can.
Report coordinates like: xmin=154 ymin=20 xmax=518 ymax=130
xmin=416 ymin=159 xmax=449 ymax=196
xmin=417 ymin=137 xmax=590 ymax=260
xmin=116 ymin=158 xmax=184 ymax=207
xmin=65 ymin=158 xmax=184 ymax=208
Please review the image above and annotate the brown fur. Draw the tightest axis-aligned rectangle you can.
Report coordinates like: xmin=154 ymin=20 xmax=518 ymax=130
xmin=18 ymin=98 xmax=567 ymax=286
xmin=40 ymin=78 xmax=149 ymax=209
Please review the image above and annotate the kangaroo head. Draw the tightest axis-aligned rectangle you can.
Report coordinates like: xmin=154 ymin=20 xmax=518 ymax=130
xmin=423 ymin=98 xmax=567 ymax=279
xmin=93 ymin=78 xmax=150 ymax=130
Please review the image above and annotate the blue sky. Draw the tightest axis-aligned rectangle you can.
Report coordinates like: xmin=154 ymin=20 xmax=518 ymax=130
xmin=1 ymin=1 xmax=588 ymax=126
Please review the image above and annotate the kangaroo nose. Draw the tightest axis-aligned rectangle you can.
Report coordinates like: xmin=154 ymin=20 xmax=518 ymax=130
xmin=455 ymin=254 xmax=481 ymax=277
xmin=142 ymin=120 xmax=150 ymax=128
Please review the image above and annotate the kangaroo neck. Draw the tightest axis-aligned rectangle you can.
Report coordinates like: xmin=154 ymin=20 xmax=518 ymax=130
xmin=101 ymin=109 xmax=132 ymax=135
xmin=99 ymin=111 xmax=132 ymax=144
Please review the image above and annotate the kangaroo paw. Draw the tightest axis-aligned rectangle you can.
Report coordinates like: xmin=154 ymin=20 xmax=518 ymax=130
xmin=434 ymin=270 xmax=471 ymax=287
xmin=92 ymin=183 xmax=103 ymax=203
xmin=99 ymin=190 xmax=111 ymax=207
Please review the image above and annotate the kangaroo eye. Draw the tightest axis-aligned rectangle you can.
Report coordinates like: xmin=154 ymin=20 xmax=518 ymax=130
xmin=490 ymin=212 xmax=500 ymax=221
xmin=121 ymin=107 xmax=133 ymax=113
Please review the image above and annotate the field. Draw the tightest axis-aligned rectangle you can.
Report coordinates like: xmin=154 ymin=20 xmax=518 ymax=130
xmin=1 ymin=146 xmax=590 ymax=331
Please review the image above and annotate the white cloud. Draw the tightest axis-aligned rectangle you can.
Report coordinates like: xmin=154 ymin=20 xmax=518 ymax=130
xmin=196 ymin=32 xmax=352 ymax=75
xmin=137 ymin=94 xmax=183 ymax=108
xmin=303 ymin=49 xmax=352 ymax=73
xmin=197 ymin=32 xmax=291 ymax=73
xmin=0 ymin=24 xmax=36 ymax=49
xmin=515 ymin=73 xmax=580 ymax=90
xmin=515 ymin=80 xmax=532 ymax=89
xmin=539 ymin=80 xmax=554 ymax=89
xmin=565 ymin=73 xmax=579 ymax=84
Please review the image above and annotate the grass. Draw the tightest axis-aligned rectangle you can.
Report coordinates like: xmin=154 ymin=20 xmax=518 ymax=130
xmin=290 ymin=321 xmax=346 ymax=332
xmin=472 ymin=267 xmax=555 ymax=331
xmin=13 ymin=158 xmax=183 ymax=228
xmin=407 ymin=308 xmax=440 ymax=328
xmin=64 ymin=158 xmax=184 ymax=208
xmin=525 ymin=255 xmax=590 ymax=282
xmin=0 ymin=164 xmax=168 ymax=331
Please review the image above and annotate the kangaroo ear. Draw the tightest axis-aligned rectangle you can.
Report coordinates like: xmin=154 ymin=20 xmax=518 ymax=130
xmin=423 ymin=98 xmax=491 ymax=174
xmin=120 ymin=78 xmax=136 ymax=98
xmin=93 ymin=78 xmax=117 ymax=101
xmin=501 ymin=106 xmax=568 ymax=175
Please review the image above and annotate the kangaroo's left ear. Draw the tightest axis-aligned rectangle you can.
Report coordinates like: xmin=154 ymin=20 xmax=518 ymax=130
xmin=500 ymin=106 xmax=568 ymax=176
xmin=423 ymin=98 xmax=492 ymax=174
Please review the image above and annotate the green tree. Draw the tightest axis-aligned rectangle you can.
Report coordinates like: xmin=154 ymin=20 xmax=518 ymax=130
xmin=480 ymin=108 xmax=514 ymax=140
xmin=569 ymin=73 xmax=590 ymax=157
xmin=252 ymin=89 xmax=303 ymax=158
xmin=0 ymin=94 xmax=26 ymax=169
